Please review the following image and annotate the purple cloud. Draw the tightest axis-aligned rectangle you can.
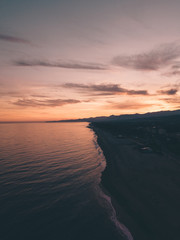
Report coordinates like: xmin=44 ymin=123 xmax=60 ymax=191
xmin=158 ymin=88 xmax=178 ymax=95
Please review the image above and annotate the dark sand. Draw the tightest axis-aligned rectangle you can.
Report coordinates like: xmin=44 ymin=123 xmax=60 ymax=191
xmin=92 ymin=126 xmax=180 ymax=240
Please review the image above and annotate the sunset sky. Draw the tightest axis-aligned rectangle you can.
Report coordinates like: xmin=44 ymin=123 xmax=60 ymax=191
xmin=0 ymin=0 xmax=180 ymax=121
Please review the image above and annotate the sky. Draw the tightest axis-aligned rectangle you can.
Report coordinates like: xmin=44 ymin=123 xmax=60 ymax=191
xmin=0 ymin=0 xmax=180 ymax=121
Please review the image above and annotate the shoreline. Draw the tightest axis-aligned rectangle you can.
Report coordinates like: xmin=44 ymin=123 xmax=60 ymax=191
xmin=90 ymin=124 xmax=180 ymax=240
xmin=97 ymin=183 xmax=134 ymax=240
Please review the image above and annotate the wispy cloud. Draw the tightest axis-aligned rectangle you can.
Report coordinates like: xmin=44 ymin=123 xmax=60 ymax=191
xmin=0 ymin=34 xmax=32 ymax=45
xmin=14 ymin=60 xmax=108 ymax=70
xmin=13 ymin=42 xmax=180 ymax=72
xmin=30 ymin=94 xmax=49 ymax=98
xmin=164 ymin=63 xmax=180 ymax=76
xmin=12 ymin=98 xmax=80 ymax=108
xmin=160 ymin=97 xmax=180 ymax=109
xmin=0 ymin=90 xmax=49 ymax=99
xmin=62 ymin=83 xmax=149 ymax=96
xmin=0 ymin=90 xmax=24 ymax=98
xmin=112 ymin=43 xmax=180 ymax=71
xmin=162 ymin=97 xmax=180 ymax=103
xmin=171 ymin=63 xmax=180 ymax=69
xmin=166 ymin=70 xmax=180 ymax=76
xmin=105 ymin=101 xmax=153 ymax=110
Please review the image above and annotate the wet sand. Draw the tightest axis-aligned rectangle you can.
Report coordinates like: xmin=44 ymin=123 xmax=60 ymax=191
xmin=92 ymin=126 xmax=180 ymax=240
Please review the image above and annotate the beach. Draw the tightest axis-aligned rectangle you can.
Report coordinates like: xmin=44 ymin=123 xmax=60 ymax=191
xmin=91 ymin=124 xmax=180 ymax=240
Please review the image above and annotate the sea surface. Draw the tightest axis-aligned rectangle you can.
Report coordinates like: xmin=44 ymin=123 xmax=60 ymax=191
xmin=0 ymin=122 xmax=127 ymax=240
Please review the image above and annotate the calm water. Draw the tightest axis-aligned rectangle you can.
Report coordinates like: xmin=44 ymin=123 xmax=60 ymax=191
xmin=0 ymin=122 xmax=127 ymax=240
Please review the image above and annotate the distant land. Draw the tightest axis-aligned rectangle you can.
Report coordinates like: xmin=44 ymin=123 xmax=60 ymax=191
xmin=47 ymin=109 xmax=180 ymax=123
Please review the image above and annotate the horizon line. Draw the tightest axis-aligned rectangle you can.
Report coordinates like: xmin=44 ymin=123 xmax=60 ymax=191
xmin=1 ymin=108 xmax=179 ymax=123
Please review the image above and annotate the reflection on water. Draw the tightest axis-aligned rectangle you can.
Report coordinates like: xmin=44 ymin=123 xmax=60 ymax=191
xmin=0 ymin=122 xmax=123 ymax=240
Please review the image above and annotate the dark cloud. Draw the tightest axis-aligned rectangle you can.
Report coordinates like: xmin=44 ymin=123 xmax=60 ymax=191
xmin=0 ymin=34 xmax=32 ymax=45
xmin=62 ymin=83 xmax=149 ymax=96
xmin=105 ymin=101 xmax=152 ymax=110
xmin=12 ymin=98 xmax=80 ymax=108
xmin=158 ymin=88 xmax=178 ymax=95
xmin=14 ymin=60 xmax=108 ymax=70
xmin=112 ymin=43 xmax=180 ymax=71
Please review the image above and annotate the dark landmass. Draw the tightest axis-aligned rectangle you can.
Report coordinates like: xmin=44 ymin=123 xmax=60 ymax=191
xmin=90 ymin=114 xmax=180 ymax=240
xmin=47 ymin=109 xmax=180 ymax=123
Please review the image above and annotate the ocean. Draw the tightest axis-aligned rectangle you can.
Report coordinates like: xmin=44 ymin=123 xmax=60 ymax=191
xmin=0 ymin=122 xmax=128 ymax=240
